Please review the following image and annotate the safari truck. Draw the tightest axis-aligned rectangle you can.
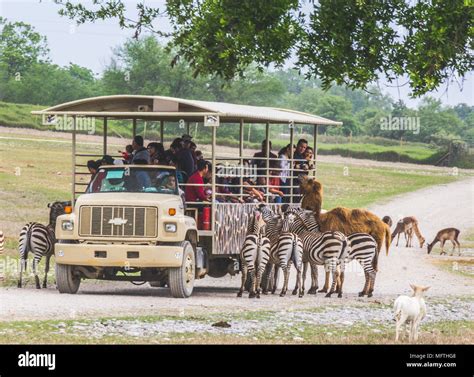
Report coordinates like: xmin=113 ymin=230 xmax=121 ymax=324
xmin=32 ymin=95 xmax=341 ymax=297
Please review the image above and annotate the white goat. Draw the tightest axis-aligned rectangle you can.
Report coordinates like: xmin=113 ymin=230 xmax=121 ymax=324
xmin=394 ymin=284 xmax=430 ymax=342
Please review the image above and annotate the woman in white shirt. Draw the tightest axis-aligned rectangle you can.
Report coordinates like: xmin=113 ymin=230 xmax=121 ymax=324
xmin=278 ymin=144 xmax=292 ymax=204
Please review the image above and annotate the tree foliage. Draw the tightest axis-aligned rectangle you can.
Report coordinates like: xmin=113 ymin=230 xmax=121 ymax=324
xmin=53 ymin=0 xmax=474 ymax=97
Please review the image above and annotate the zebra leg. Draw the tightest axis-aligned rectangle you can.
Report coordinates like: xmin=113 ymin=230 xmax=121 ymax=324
xmin=292 ymin=262 xmax=302 ymax=296
xmin=296 ymin=264 xmax=303 ymax=298
xmin=32 ymin=255 xmax=41 ymax=289
xmin=308 ymin=263 xmax=319 ymax=294
xmin=255 ymin=265 xmax=265 ymax=299
xmin=42 ymin=254 xmax=52 ymax=288
xmin=337 ymin=264 xmax=345 ymax=298
xmin=318 ymin=269 xmax=330 ymax=293
xmin=261 ymin=263 xmax=273 ymax=294
xmin=249 ymin=269 xmax=257 ymax=298
xmin=271 ymin=265 xmax=279 ymax=295
xmin=295 ymin=261 xmax=307 ymax=296
xmin=237 ymin=265 xmax=247 ymax=297
xmin=367 ymin=271 xmax=376 ymax=297
xmin=280 ymin=265 xmax=290 ymax=297
xmin=359 ymin=270 xmax=370 ymax=297
xmin=325 ymin=262 xmax=337 ymax=298
xmin=17 ymin=257 xmax=27 ymax=288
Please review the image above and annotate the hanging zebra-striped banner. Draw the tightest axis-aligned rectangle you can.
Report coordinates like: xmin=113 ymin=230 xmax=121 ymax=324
xmin=214 ymin=203 xmax=286 ymax=255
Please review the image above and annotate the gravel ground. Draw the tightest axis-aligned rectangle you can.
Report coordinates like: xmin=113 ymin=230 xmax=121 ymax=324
xmin=0 ymin=178 xmax=473 ymax=322
xmin=40 ymin=299 xmax=473 ymax=339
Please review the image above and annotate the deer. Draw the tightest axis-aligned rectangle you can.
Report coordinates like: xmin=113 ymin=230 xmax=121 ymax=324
xmin=427 ymin=228 xmax=461 ymax=256
xmin=391 ymin=217 xmax=425 ymax=248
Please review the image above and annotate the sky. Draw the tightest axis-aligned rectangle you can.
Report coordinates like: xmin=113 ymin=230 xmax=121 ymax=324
xmin=1 ymin=0 xmax=472 ymax=108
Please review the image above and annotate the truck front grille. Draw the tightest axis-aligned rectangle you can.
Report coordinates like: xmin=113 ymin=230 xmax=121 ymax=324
xmin=79 ymin=206 xmax=157 ymax=238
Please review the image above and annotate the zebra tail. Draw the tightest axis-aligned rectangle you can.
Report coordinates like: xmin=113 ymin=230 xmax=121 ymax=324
xmin=290 ymin=237 xmax=298 ymax=267
xmin=18 ymin=225 xmax=31 ymax=267
xmin=385 ymin=224 xmax=391 ymax=256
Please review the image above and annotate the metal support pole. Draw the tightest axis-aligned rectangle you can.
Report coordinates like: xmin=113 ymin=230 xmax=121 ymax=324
xmin=72 ymin=115 xmax=76 ymax=206
xmin=132 ymin=118 xmax=137 ymax=139
xmin=313 ymin=124 xmax=319 ymax=178
xmin=186 ymin=121 xmax=190 ymax=136
xmin=265 ymin=122 xmax=270 ymax=203
xmin=289 ymin=124 xmax=294 ymax=204
xmin=103 ymin=117 xmax=107 ymax=156
xmin=160 ymin=120 xmax=164 ymax=144
xmin=239 ymin=119 xmax=244 ymax=201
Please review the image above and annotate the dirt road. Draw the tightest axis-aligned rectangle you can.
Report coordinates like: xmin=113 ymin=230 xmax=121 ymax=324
xmin=0 ymin=177 xmax=472 ymax=322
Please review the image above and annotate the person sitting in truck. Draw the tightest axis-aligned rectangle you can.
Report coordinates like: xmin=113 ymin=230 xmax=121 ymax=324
xmin=147 ymin=142 xmax=166 ymax=165
xmin=132 ymin=135 xmax=150 ymax=164
xmin=185 ymin=159 xmax=210 ymax=203
xmin=118 ymin=144 xmax=133 ymax=163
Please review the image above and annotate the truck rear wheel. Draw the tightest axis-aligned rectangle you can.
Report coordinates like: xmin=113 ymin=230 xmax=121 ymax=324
xmin=169 ymin=241 xmax=195 ymax=298
xmin=56 ymin=264 xmax=81 ymax=294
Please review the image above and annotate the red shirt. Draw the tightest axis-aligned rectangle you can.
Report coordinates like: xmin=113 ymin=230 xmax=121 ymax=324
xmin=185 ymin=172 xmax=208 ymax=202
xmin=269 ymin=177 xmax=280 ymax=188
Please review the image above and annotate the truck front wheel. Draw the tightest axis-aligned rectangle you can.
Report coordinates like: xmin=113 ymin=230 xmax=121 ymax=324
xmin=169 ymin=241 xmax=195 ymax=298
xmin=56 ymin=264 xmax=81 ymax=294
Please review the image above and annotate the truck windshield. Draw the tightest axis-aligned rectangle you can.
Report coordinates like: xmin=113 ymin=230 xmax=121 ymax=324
xmin=87 ymin=167 xmax=179 ymax=195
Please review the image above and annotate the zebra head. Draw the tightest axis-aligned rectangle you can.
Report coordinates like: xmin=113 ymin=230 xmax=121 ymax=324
xmin=248 ymin=209 xmax=266 ymax=235
xmin=257 ymin=203 xmax=275 ymax=222
xmin=281 ymin=212 xmax=296 ymax=233
xmin=283 ymin=206 xmax=320 ymax=233
xmin=47 ymin=201 xmax=72 ymax=227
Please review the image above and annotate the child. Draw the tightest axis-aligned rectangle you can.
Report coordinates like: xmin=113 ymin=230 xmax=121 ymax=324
xmin=119 ymin=145 xmax=133 ymax=163
xmin=268 ymin=170 xmax=284 ymax=203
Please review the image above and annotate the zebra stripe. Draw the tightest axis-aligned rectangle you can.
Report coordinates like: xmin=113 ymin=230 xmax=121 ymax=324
xmin=238 ymin=210 xmax=271 ymax=298
xmin=272 ymin=215 xmax=304 ymax=297
xmin=0 ymin=231 xmax=4 ymax=253
xmin=18 ymin=201 xmax=69 ymax=289
xmin=347 ymin=233 xmax=378 ymax=297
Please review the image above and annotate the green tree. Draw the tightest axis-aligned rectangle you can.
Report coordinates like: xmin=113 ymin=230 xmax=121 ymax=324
xmin=0 ymin=17 xmax=49 ymax=76
xmin=54 ymin=0 xmax=474 ymax=96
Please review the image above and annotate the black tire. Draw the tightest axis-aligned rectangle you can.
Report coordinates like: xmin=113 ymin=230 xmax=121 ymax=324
xmin=56 ymin=264 xmax=80 ymax=294
xmin=169 ymin=241 xmax=195 ymax=298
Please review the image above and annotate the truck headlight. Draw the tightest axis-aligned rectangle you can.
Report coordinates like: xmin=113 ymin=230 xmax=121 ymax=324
xmin=61 ymin=220 xmax=74 ymax=231
xmin=164 ymin=223 xmax=177 ymax=233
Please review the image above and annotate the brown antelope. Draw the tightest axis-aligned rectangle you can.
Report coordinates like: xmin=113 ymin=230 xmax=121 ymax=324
xmin=427 ymin=228 xmax=461 ymax=256
xmin=391 ymin=217 xmax=425 ymax=248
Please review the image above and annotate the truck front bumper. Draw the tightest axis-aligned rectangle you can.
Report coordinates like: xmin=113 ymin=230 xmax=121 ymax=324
xmin=54 ymin=243 xmax=183 ymax=268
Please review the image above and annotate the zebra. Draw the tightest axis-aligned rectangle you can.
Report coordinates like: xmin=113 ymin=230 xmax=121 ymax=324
xmin=0 ymin=230 xmax=4 ymax=253
xmin=256 ymin=204 xmax=284 ymax=294
xmin=271 ymin=213 xmax=304 ymax=297
xmin=285 ymin=206 xmax=379 ymax=297
xmin=283 ymin=209 xmax=350 ymax=298
xmin=18 ymin=201 xmax=70 ymax=289
xmin=237 ymin=209 xmax=271 ymax=298
xmin=347 ymin=233 xmax=378 ymax=297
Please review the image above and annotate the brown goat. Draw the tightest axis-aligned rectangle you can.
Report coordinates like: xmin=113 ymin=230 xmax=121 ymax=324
xmin=427 ymin=228 xmax=461 ymax=256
